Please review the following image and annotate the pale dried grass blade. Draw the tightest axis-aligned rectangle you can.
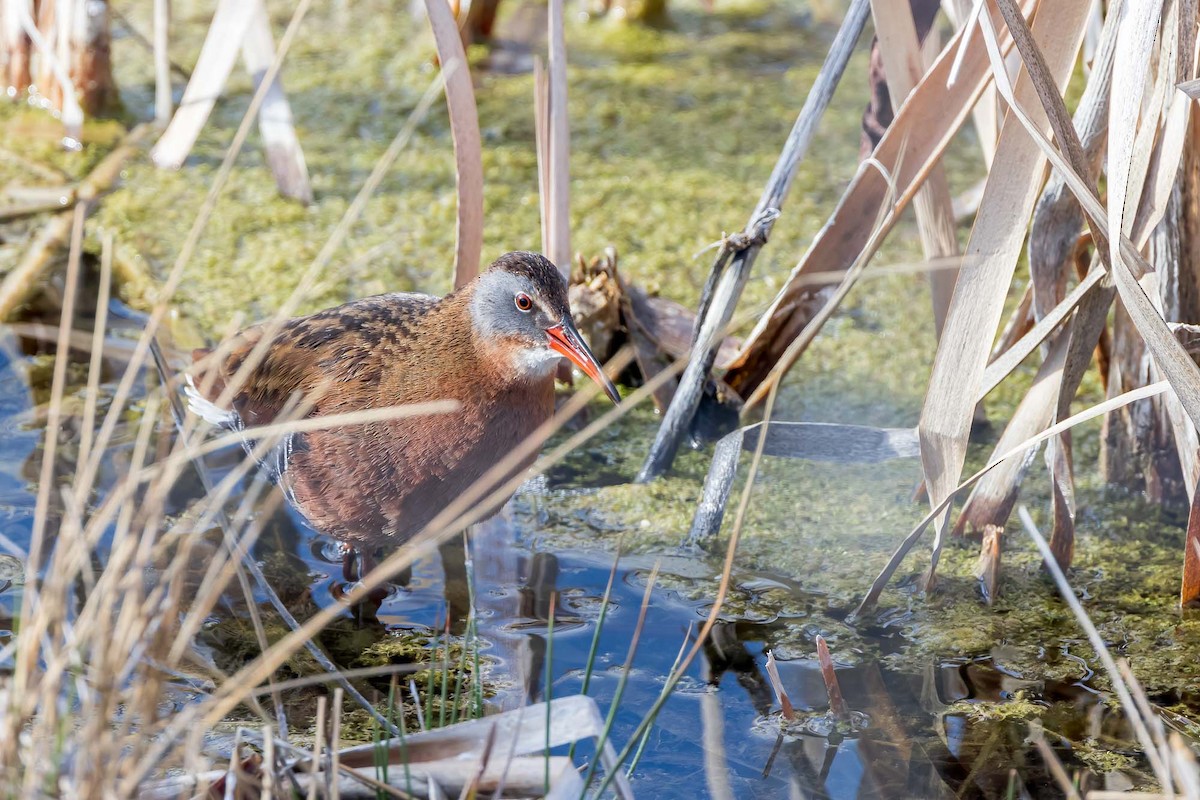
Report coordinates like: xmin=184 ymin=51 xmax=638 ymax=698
xmin=943 ymin=0 xmax=999 ymax=166
xmin=989 ymin=282 xmax=1033 ymax=362
xmin=970 ymin=0 xmax=1174 ymax=568
xmin=1107 ymin=0 xmax=1164 ymax=266
xmin=1016 ymin=507 xmax=1172 ymax=789
xmin=14 ymin=0 xmax=83 ymax=138
xmin=1128 ymin=0 xmax=1196 ymax=246
xmin=424 ymin=0 xmax=484 ymax=287
xmin=918 ymin=0 xmax=1090 ymax=590
xmin=955 ymin=331 xmax=1069 ymax=536
xmin=1022 ymin=0 xmax=1121 ymax=573
xmin=945 ymin=0 xmax=982 ymax=87
xmin=979 ymin=268 xmax=1105 ymax=398
xmin=980 ymin=0 xmax=1200 ymax=430
xmin=1028 ymin=0 xmax=1118 ymax=325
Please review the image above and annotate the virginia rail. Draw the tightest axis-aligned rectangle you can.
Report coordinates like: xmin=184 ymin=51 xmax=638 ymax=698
xmin=185 ymin=251 xmax=618 ymax=569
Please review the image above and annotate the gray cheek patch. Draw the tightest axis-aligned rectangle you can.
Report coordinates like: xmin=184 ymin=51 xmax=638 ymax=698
xmin=469 ymin=271 xmax=533 ymax=339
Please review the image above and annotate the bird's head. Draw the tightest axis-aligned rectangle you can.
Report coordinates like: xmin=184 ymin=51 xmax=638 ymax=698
xmin=468 ymin=251 xmax=620 ymax=403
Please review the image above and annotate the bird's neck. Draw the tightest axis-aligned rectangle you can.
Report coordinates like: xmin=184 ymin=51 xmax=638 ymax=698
xmin=393 ymin=289 xmax=554 ymax=403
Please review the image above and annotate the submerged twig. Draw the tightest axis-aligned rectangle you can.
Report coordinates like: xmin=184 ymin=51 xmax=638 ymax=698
xmin=762 ymin=651 xmax=795 ymax=721
xmin=814 ymin=636 xmax=849 ymax=722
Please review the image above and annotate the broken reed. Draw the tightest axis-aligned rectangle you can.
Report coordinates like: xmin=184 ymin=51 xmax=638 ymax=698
xmin=656 ymin=0 xmax=1200 ymax=609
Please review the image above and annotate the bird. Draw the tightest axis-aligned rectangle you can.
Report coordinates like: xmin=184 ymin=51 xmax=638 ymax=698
xmin=184 ymin=251 xmax=619 ymax=572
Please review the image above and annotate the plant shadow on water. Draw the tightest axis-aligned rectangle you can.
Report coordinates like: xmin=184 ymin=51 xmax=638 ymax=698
xmin=0 ymin=287 xmax=1177 ymax=797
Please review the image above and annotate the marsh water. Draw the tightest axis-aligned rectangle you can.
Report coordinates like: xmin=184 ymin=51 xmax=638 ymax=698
xmin=3 ymin=0 xmax=1200 ymax=796
xmin=0 ymin=286 xmax=1191 ymax=798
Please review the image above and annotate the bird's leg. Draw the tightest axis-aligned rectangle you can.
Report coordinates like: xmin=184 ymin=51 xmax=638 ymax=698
xmin=340 ymin=545 xmax=379 ymax=583
xmin=341 ymin=543 xmax=408 ymax=586
xmin=439 ymin=536 xmax=471 ymax=635
xmin=339 ymin=544 xmax=358 ymax=583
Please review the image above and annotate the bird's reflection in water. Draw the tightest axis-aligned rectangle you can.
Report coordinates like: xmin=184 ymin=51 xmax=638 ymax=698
xmin=471 ymin=513 xmax=566 ymax=708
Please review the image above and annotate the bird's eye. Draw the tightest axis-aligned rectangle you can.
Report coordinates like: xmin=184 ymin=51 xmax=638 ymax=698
xmin=515 ymin=292 xmax=533 ymax=312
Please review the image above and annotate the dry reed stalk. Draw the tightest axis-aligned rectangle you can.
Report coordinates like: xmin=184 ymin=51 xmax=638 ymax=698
xmin=311 ymin=695 xmax=327 ymax=800
xmin=240 ymin=0 xmax=311 ymax=204
xmin=546 ymin=0 xmax=570 ymax=272
xmin=15 ymin=200 xmax=87 ymax=703
xmin=2 ymin=0 xmax=32 ymax=96
xmin=952 ymin=330 xmax=1071 ymax=539
xmin=1185 ymin=503 xmax=1200 ymax=606
xmin=534 ymin=56 xmax=550 ymax=258
xmin=76 ymin=232 xmax=113 ymax=469
xmin=989 ymin=283 xmax=1033 ymax=363
xmin=9 ymin=0 xmax=84 ymax=136
xmin=917 ymin=0 xmax=1091 ymax=591
xmin=69 ymin=0 xmax=115 ymax=115
xmin=639 ymin=0 xmax=871 ymax=479
xmin=728 ymin=0 xmax=1030 ymax=411
xmin=332 ymin=687 xmax=344 ymax=800
xmin=984 ymin=0 xmax=1200 ymax=604
xmin=974 ymin=523 xmax=1002 ymax=605
xmin=974 ymin=6 xmax=1200 ymax=425
xmin=152 ymin=0 xmax=312 ymax=202
xmin=154 ymin=0 xmax=171 ymax=126
xmin=1017 ymin=507 xmax=1174 ymax=790
xmin=963 ymin=0 xmax=1117 ymax=567
xmin=868 ymin=0 xmax=959 ymax=339
xmin=424 ymin=0 xmax=483 ymax=287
